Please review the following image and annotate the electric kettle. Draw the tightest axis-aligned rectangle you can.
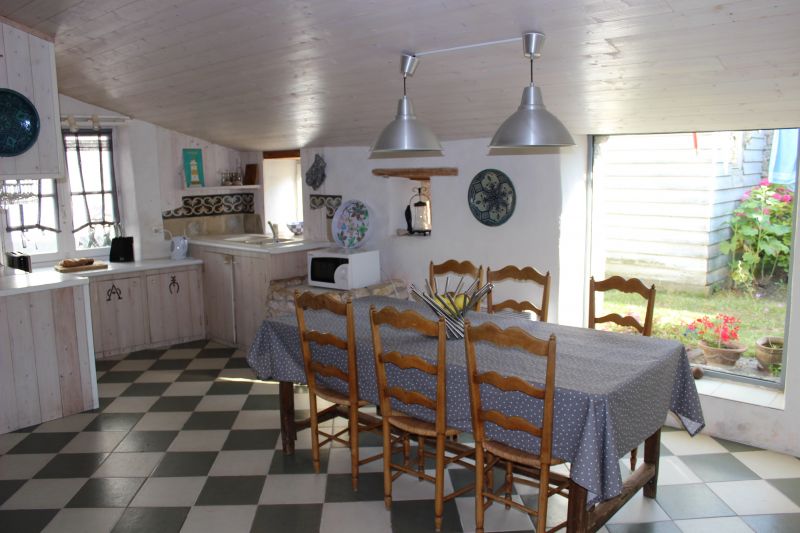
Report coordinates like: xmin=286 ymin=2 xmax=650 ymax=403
xmin=170 ymin=236 xmax=189 ymax=260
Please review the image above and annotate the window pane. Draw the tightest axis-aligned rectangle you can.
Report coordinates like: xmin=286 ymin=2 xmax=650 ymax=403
xmin=74 ymin=224 xmax=118 ymax=250
xmin=9 ymin=228 xmax=58 ymax=254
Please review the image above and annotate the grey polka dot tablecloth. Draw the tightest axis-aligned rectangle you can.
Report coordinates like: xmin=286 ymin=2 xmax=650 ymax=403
xmin=247 ymin=296 xmax=704 ymax=505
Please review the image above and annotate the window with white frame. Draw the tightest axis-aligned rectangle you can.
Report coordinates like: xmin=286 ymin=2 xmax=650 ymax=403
xmin=1 ymin=130 xmax=121 ymax=258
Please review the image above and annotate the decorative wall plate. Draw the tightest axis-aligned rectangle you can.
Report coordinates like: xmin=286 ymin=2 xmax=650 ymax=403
xmin=332 ymin=199 xmax=372 ymax=248
xmin=0 ymin=89 xmax=40 ymax=157
xmin=467 ymin=168 xmax=516 ymax=226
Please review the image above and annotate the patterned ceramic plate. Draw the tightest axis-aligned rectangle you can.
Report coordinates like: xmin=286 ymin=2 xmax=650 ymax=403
xmin=467 ymin=168 xmax=516 ymax=226
xmin=332 ymin=199 xmax=372 ymax=248
xmin=0 ymin=89 xmax=40 ymax=157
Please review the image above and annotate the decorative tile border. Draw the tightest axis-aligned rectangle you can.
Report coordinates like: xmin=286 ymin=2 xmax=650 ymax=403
xmin=309 ymin=194 xmax=341 ymax=218
xmin=162 ymin=193 xmax=255 ymax=219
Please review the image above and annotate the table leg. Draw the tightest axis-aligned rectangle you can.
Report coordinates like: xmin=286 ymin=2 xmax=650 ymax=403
xmin=566 ymin=481 xmax=589 ymax=533
xmin=279 ymin=381 xmax=296 ymax=455
xmin=643 ymin=428 xmax=661 ymax=498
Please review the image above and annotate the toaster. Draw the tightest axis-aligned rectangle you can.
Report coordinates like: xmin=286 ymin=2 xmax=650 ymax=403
xmin=5 ymin=251 xmax=32 ymax=273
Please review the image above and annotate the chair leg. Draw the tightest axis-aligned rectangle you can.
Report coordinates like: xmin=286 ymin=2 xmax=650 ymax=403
xmin=434 ymin=433 xmax=445 ymax=532
xmin=630 ymin=447 xmax=638 ymax=471
xmin=474 ymin=445 xmax=485 ymax=533
xmin=417 ymin=436 xmax=426 ymax=480
xmin=308 ymin=393 xmax=321 ymax=474
xmin=382 ymin=418 xmax=393 ymax=509
xmin=505 ymin=461 xmax=513 ymax=509
xmin=350 ymin=405 xmax=359 ymax=491
xmin=537 ymin=466 xmax=550 ymax=533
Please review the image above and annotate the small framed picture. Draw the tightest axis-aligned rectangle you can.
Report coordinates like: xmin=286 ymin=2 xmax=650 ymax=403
xmin=183 ymin=148 xmax=204 ymax=187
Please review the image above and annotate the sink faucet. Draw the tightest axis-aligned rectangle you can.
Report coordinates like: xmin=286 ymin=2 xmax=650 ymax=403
xmin=267 ymin=221 xmax=279 ymax=243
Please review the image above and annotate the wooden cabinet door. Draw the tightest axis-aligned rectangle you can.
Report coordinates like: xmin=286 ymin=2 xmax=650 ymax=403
xmin=90 ymin=276 xmax=148 ymax=356
xmin=232 ymin=254 xmax=270 ymax=350
xmin=202 ymin=252 xmax=236 ymax=345
xmin=146 ymin=268 xmax=205 ymax=345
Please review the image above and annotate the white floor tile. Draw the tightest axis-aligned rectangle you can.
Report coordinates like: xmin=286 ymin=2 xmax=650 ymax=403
xmin=455 ymin=494 xmax=537 ymax=533
xmin=232 ymin=410 xmax=281 ymax=430
xmin=180 ymin=505 xmax=257 ymax=533
xmin=1 ymin=478 xmax=86 ymax=509
xmin=136 ymin=370 xmax=183 ymax=383
xmin=160 ymin=348 xmax=201 ymax=359
xmin=209 ymin=450 xmax=274 ymax=476
xmin=42 ymin=508 xmax=124 ymax=533
xmin=111 ymin=360 xmax=155 ymax=371
xmin=92 ymin=452 xmax=164 ymax=478
xmin=195 ymin=395 xmax=247 ymax=412
xmin=732 ymin=450 xmax=800 ymax=479
xmin=130 ymin=476 xmax=206 ymax=507
xmin=0 ymin=454 xmax=55 ymax=480
xmin=167 ymin=430 xmax=229 ymax=452
xmin=388 ymin=468 xmax=455 ymax=501
xmin=674 ymin=516 xmax=755 ymax=533
xmin=33 ymin=413 xmax=97 ymax=433
xmin=98 ymin=383 xmax=129 ymax=398
xmin=657 ymin=456 xmax=703 ymax=485
xmin=661 ymin=431 xmax=728 ymax=456
xmin=327 ymin=447 xmax=384 ymax=474
xmin=132 ymin=412 xmax=191 ymax=431
xmin=217 ymin=368 xmax=257 ymax=380
xmin=0 ymin=433 xmax=26 ymax=455
xmin=260 ymin=473 xmax=327 ymax=504
xmin=103 ymin=396 xmax=159 ymax=414
xmin=319 ymin=501 xmax=391 ymax=533
xmin=250 ymin=381 xmax=279 ymax=394
xmin=62 ymin=431 xmax=127 ymax=453
xmin=163 ymin=382 xmax=212 ymax=397
xmin=187 ymin=358 xmax=228 ymax=370
xmin=606 ymin=492 xmax=671 ymax=524
xmin=707 ymin=479 xmax=800 ymax=515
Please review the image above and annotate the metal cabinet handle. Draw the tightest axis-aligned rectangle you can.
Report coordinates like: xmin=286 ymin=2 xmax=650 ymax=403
xmin=168 ymin=275 xmax=180 ymax=294
xmin=106 ymin=283 xmax=123 ymax=301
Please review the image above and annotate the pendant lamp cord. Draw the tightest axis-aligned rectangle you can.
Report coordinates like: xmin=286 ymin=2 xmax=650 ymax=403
xmin=530 ymin=58 xmax=534 ymax=84
xmin=403 ymin=75 xmax=407 ymax=96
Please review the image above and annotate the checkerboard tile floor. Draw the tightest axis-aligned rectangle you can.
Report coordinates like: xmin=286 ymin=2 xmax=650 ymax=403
xmin=1 ymin=340 xmax=799 ymax=533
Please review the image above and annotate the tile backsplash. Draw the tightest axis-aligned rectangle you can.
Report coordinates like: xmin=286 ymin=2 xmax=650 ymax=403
xmin=162 ymin=193 xmax=255 ymax=219
xmin=162 ymin=193 xmax=261 ymax=237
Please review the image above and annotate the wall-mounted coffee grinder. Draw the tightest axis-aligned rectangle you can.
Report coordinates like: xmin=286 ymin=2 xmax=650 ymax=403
xmin=404 ymin=187 xmax=432 ymax=235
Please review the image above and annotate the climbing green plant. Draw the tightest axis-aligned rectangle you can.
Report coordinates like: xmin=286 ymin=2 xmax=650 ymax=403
xmin=720 ymin=179 xmax=794 ymax=290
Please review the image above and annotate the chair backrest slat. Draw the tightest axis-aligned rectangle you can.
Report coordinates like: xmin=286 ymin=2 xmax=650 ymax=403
xmin=429 ymin=260 xmax=484 ymax=311
xmin=464 ymin=320 xmax=557 ymax=465
xmin=588 ymin=275 xmax=656 ymax=336
xmin=370 ymin=305 xmax=447 ymax=431
xmin=486 ymin=265 xmax=551 ymax=321
xmin=294 ymin=291 xmax=358 ymax=401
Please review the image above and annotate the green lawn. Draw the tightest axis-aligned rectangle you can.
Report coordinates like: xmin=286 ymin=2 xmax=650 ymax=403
xmin=601 ymin=286 xmax=788 ymax=357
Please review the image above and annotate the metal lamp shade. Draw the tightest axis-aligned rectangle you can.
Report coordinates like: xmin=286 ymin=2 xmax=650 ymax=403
xmin=490 ymin=85 xmax=574 ymax=148
xmin=371 ymin=96 xmax=442 ymax=154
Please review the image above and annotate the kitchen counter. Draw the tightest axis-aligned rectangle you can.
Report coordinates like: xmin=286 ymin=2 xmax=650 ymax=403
xmin=0 ymin=270 xmax=89 ymax=297
xmin=189 ymin=234 xmax=331 ymax=254
xmin=34 ymin=258 xmax=204 ymax=278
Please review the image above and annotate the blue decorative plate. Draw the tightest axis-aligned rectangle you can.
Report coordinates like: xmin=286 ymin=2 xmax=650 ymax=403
xmin=0 ymin=89 xmax=40 ymax=157
xmin=467 ymin=169 xmax=516 ymax=226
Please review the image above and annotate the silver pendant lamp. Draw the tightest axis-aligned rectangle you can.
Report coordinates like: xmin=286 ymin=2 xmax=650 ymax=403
xmin=490 ymin=32 xmax=574 ymax=148
xmin=370 ymin=53 xmax=442 ymax=155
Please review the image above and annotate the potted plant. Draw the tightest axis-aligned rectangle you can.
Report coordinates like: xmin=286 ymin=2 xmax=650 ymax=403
xmin=755 ymin=336 xmax=783 ymax=370
xmin=685 ymin=314 xmax=745 ymax=366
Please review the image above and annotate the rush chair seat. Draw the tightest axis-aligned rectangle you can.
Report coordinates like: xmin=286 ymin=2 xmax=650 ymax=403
xmin=486 ymin=265 xmax=551 ymax=321
xmin=293 ymin=291 xmax=381 ymax=491
xmin=429 ymin=259 xmax=484 ymax=311
xmin=464 ymin=321 xmax=568 ymax=533
xmin=370 ymin=305 xmax=474 ymax=532
xmin=588 ymin=275 xmax=656 ymax=470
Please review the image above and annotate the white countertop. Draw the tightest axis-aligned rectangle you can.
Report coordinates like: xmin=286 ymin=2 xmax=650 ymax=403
xmin=0 ymin=270 xmax=89 ymax=297
xmin=32 ymin=258 xmax=204 ymax=278
xmin=189 ymin=235 xmax=331 ymax=254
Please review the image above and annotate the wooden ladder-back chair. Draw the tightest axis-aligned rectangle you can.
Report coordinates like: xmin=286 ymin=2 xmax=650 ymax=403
xmin=294 ymin=291 xmax=380 ymax=491
xmin=486 ymin=265 xmax=551 ymax=321
xmin=588 ymin=275 xmax=656 ymax=470
xmin=464 ymin=321 xmax=568 ymax=533
xmin=429 ymin=259 xmax=484 ymax=311
xmin=370 ymin=305 xmax=474 ymax=532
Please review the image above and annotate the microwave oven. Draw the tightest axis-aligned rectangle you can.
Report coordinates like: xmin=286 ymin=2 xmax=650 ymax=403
xmin=307 ymin=248 xmax=380 ymax=290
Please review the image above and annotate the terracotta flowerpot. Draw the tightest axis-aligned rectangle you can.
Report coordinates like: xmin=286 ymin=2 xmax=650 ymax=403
xmin=699 ymin=340 xmax=746 ymax=366
xmin=755 ymin=336 xmax=783 ymax=370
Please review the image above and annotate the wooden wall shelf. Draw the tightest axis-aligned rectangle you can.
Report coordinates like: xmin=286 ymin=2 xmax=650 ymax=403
xmin=372 ymin=167 xmax=458 ymax=180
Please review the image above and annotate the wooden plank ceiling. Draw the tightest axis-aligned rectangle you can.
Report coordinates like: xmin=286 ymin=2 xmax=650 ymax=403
xmin=2 ymin=0 xmax=800 ymax=151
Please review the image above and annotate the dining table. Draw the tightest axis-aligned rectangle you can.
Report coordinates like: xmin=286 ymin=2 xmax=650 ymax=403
xmin=247 ymin=295 xmax=704 ymax=532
